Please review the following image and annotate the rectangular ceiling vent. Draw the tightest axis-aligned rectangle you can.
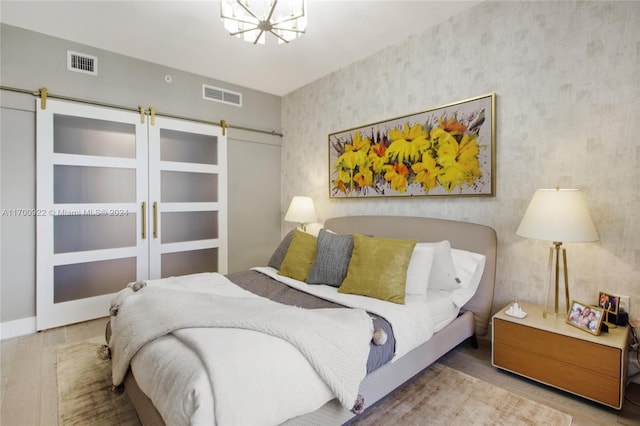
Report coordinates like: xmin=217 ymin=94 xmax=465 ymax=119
xmin=202 ymin=84 xmax=242 ymax=107
xmin=67 ymin=50 xmax=98 ymax=76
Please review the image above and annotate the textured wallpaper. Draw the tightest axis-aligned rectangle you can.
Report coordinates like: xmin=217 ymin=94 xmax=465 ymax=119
xmin=281 ymin=1 xmax=640 ymax=319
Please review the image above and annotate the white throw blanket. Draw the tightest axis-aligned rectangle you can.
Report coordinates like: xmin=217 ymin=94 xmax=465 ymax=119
xmin=109 ymin=281 xmax=373 ymax=416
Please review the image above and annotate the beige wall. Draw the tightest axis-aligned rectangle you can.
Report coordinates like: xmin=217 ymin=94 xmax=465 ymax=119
xmin=281 ymin=1 xmax=640 ymax=318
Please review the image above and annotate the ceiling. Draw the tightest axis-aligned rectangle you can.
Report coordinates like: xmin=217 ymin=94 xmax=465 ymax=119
xmin=0 ymin=1 xmax=481 ymax=96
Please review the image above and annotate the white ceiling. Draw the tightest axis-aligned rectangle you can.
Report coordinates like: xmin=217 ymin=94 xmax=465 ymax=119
xmin=0 ymin=0 xmax=481 ymax=96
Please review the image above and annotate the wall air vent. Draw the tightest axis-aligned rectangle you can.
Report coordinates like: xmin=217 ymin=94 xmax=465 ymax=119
xmin=67 ymin=50 xmax=98 ymax=76
xmin=202 ymin=84 xmax=242 ymax=107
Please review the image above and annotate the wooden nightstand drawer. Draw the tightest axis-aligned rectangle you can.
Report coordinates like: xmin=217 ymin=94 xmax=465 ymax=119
xmin=494 ymin=318 xmax=621 ymax=378
xmin=492 ymin=302 xmax=629 ymax=409
xmin=493 ymin=338 xmax=621 ymax=407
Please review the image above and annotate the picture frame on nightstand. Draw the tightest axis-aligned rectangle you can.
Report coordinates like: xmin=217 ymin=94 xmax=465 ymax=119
xmin=567 ymin=300 xmax=604 ymax=335
xmin=598 ymin=291 xmax=620 ymax=327
xmin=598 ymin=291 xmax=619 ymax=315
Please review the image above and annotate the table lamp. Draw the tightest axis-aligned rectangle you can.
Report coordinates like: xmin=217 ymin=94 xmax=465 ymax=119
xmin=284 ymin=196 xmax=317 ymax=232
xmin=516 ymin=188 xmax=599 ymax=317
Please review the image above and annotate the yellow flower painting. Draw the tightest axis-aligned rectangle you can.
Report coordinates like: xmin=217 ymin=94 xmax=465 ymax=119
xmin=329 ymin=94 xmax=495 ymax=198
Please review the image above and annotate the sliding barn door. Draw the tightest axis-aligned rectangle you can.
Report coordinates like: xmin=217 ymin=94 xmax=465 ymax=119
xmin=36 ymin=100 xmax=227 ymax=330
xmin=36 ymin=99 xmax=149 ymax=330
xmin=147 ymin=117 xmax=228 ymax=279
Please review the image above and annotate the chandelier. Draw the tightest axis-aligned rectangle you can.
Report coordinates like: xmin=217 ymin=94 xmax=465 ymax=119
xmin=220 ymin=0 xmax=307 ymax=45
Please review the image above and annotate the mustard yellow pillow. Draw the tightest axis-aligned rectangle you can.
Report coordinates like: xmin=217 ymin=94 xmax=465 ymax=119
xmin=277 ymin=229 xmax=318 ymax=281
xmin=338 ymin=234 xmax=417 ymax=304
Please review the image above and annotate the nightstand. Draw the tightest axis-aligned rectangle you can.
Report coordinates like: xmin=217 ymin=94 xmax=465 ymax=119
xmin=492 ymin=302 xmax=629 ymax=409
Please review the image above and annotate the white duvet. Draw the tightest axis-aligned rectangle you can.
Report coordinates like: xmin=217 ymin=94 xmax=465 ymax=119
xmin=118 ymin=270 xmax=439 ymax=425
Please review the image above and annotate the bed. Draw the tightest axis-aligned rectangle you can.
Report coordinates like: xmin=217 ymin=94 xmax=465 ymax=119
xmin=107 ymin=215 xmax=497 ymax=425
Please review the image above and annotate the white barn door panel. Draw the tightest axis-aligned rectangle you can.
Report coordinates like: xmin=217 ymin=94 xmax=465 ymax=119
xmin=148 ymin=116 xmax=228 ymax=279
xmin=36 ymin=99 xmax=148 ymax=330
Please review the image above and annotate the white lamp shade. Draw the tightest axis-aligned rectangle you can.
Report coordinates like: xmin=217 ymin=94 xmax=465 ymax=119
xmin=284 ymin=196 xmax=317 ymax=224
xmin=516 ymin=189 xmax=599 ymax=243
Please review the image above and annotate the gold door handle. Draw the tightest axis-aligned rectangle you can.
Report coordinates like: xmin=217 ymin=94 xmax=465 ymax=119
xmin=141 ymin=202 xmax=147 ymax=239
xmin=153 ymin=201 xmax=158 ymax=239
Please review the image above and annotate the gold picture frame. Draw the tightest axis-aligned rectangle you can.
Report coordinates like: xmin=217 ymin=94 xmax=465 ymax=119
xmin=328 ymin=93 xmax=496 ymax=198
xmin=598 ymin=291 xmax=620 ymax=315
xmin=598 ymin=290 xmax=620 ymax=327
xmin=566 ymin=300 xmax=604 ymax=335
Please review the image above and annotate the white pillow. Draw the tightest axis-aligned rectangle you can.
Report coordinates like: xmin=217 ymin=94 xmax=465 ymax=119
xmin=449 ymin=248 xmax=486 ymax=307
xmin=405 ymin=241 xmax=485 ymax=300
xmin=428 ymin=241 xmax=462 ymax=291
xmin=405 ymin=243 xmax=436 ymax=296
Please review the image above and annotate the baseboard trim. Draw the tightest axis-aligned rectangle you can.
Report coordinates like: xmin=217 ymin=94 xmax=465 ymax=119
xmin=0 ymin=316 xmax=36 ymax=340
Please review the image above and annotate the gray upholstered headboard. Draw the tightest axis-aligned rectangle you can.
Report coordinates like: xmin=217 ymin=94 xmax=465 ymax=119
xmin=324 ymin=215 xmax=497 ymax=336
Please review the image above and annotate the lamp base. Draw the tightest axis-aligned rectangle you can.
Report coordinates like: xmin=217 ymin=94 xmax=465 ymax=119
xmin=542 ymin=242 xmax=570 ymax=318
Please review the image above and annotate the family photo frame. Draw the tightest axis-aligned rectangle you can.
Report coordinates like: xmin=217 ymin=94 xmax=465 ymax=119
xmin=598 ymin=291 xmax=620 ymax=315
xmin=328 ymin=93 xmax=495 ymax=199
xmin=567 ymin=300 xmax=604 ymax=335
xmin=598 ymin=290 xmax=620 ymax=327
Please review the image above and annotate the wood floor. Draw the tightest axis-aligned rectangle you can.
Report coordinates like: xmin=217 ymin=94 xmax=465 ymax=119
xmin=1 ymin=318 xmax=639 ymax=425
xmin=1 ymin=317 xmax=108 ymax=426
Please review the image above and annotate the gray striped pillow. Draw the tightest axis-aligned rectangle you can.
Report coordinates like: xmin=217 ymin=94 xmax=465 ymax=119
xmin=306 ymin=229 xmax=354 ymax=287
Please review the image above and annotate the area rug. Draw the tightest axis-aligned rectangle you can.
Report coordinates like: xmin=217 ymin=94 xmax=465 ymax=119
xmin=56 ymin=337 xmax=140 ymax=426
xmin=57 ymin=339 xmax=572 ymax=426
xmin=351 ymin=363 xmax=573 ymax=425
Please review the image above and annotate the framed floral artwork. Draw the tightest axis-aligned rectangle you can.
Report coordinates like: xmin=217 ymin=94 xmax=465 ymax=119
xmin=329 ymin=93 xmax=495 ymax=198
